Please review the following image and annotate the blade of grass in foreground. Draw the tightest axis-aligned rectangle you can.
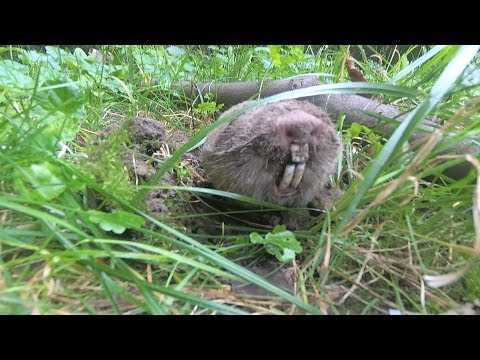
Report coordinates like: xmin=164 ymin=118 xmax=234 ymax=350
xmin=76 ymin=239 xmax=242 ymax=281
xmin=335 ymin=45 xmax=480 ymax=236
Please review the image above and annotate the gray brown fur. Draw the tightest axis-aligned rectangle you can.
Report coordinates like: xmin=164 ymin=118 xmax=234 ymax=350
xmin=201 ymin=99 xmax=342 ymax=207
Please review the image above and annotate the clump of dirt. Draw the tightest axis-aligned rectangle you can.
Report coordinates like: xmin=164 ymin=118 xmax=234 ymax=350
xmin=131 ymin=117 xmax=167 ymax=142
xmin=91 ymin=115 xmax=201 ymax=219
xmin=126 ymin=117 xmax=200 ymax=217
xmin=167 ymin=130 xmax=189 ymax=150
xmin=130 ymin=117 xmax=167 ymax=157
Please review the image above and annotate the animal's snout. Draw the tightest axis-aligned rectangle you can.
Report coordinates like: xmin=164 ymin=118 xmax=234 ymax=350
xmin=275 ymin=110 xmax=326 ymax=143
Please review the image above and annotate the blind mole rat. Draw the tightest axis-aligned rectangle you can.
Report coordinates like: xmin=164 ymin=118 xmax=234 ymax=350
xmin=201 ymin=99 xmax=342 ymax=208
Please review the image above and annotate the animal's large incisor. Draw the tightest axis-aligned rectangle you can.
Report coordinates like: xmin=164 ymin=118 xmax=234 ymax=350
xmin=201 ymin=99 xmax=342 ymax=207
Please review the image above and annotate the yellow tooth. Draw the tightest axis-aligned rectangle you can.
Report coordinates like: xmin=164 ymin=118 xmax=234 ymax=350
xmin=291 ymin=163 xmax=306 ymax=188
xmin=278 ymin=164 xmax=296 ymax=190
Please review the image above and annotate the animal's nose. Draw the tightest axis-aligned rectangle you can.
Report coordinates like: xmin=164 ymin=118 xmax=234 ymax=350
xmin=276 ymin=110 xmax=326 ymax=141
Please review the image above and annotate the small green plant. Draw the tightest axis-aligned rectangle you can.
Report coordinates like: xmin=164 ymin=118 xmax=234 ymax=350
xmin=173 ymin=161 xmax=190 ymax=180
xmin=344 ymin=121 xmax=384 ymax=156
xmin=87 ymin=210 xmax=145 ymax=234
xmin=249 ymin=225 xmax=303 ymax=263
xmin=16 ymin=161 xmax=83 ymax=201
xmin=193 ymin=101 xmax=224 ymax=115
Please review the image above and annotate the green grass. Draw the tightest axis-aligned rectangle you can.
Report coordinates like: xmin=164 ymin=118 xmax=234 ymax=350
xmin=1 ymin=45 xmax=479 ymax=315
